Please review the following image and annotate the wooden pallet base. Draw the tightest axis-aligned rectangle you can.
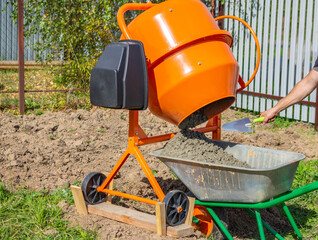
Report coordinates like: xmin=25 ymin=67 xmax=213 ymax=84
xmin=88 ymin=203 xmax=194 ymax=238
xmin=71 ymin=185 xmax=194 ymax=238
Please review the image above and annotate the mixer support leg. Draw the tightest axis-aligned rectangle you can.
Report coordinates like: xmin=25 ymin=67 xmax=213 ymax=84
xmin=132 ymin=141 xmax=165 ymax=202
xmin=206 ymin=114 xmax=221 ymax=140
xmin=98 ymin=150 xmax=130 ymax=191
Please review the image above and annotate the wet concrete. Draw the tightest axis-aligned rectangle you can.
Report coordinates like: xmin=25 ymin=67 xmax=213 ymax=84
xmin=161 ymin=129 xmax=251 ymax=168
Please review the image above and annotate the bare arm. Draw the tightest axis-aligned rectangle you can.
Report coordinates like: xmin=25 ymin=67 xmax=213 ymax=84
xmin=261 ymin=69 xmax=318 ymax=123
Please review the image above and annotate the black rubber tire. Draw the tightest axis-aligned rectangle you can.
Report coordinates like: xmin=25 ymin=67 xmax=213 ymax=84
xmin=81 ymin=172 xmax=107 ymax=205
xmin=163 ymin=190 xmax=189 ymax=226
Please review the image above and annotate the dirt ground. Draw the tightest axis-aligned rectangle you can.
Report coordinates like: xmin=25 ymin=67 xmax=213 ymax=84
xmin=0 ymin=107 xmax=317 ymax=239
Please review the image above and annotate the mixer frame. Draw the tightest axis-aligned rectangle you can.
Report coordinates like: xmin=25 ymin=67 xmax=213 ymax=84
xmin=96 ymin=110 xmax=221 ymax=205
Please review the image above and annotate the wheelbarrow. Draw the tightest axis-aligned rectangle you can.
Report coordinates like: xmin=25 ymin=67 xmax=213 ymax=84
xmin=150 ymin=140 xmax=318 ymax=239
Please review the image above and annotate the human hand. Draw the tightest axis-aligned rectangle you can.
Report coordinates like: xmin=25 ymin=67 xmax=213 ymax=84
xmin=261 ymin=108 xmax=279 ymax=123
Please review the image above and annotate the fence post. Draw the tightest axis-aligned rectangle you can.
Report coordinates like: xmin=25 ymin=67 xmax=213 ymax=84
xmin=316 ymin=89 xmax=318 ymax=131
xmin=18 ymin=0 xmax=25 ymax=114
xmin=211 ymin=0 xmax=215 ymax=16
xmin=217 ymin=0 xmax=224 ymax=28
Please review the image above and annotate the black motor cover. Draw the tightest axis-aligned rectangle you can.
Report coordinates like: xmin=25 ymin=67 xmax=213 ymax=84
xmin=90 ymin=40 xmax=148 ymax=110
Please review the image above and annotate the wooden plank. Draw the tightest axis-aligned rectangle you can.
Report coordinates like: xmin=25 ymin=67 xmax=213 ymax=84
xmin=87 ymin=203 xmax=193 ymax=238
xmin=105 ymin=179 xmax=114 ymax=204
xmin=0 ymin=60 xmax=63 ymax=66
xmin=70 ymin=185 xmax=88 ymax=216
xmin=185 ymin=197 xmax=195 ymax=226
xmin=0 ymin=61 xmax=63 ymax=69
xmin=155 ymin=202 xmax=166 ymax=236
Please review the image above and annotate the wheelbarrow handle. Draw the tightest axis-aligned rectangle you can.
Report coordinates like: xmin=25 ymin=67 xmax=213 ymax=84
xmin=215 ymin=15 xmax=261 ymax=93
xmin=260 ymin=181 xmax=318 ymax=208
xmin=117 ymin=2 xmax=156 ymax=39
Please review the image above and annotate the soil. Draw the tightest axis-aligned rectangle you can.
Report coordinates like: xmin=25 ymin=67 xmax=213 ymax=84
xmin=161 ymin=129 xmax=251 ymax=168
xmin=0 ymin=107 xmax=317 ymax=239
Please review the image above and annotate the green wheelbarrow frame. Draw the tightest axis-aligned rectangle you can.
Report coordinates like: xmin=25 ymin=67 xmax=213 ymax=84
xmin=194 ymin=181 xmax=318 ymax=240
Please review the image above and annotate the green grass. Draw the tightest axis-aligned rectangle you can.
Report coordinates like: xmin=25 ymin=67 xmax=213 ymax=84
xmin=268 ymin=116 xmax=295 ymax=130
xmin=283 ymin=159 xmax=318 ymax=239
xmin=0 ymin=68 xmax=91 ymax=114
xmin=0 ymin=181 xmax=97 ymax=240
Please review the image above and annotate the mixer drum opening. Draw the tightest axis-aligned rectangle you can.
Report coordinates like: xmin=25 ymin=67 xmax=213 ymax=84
xmin=178 ymin=97 xmax=235 ymax=129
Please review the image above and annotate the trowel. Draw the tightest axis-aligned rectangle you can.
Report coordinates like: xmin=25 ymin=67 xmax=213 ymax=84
xmin=222 ymin=116 xmax=264 ymax=132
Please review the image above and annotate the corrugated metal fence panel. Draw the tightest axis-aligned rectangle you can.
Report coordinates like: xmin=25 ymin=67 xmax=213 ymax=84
xmin=0 ymin=0 xmax=45 ymax=61
xmin=274 ymin=0 xmax=284 ymax=112
xmin=310 ymin=0 xmax=318 ymax=122
xmin=218 ymin=0 xmax=318 ymax=124
xmin=280 ymin=0 xmax=292 ymax=118
xmin=0 ymin=0 xmax=16 ymax=60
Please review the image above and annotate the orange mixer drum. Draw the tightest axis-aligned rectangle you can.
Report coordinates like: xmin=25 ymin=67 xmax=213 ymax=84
xmin=118 ymin=0 xmax=258 ymax=127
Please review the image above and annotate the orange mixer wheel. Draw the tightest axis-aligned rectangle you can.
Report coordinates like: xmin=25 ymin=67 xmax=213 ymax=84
xmin=192 ymin=205 xmax=214 ymax=237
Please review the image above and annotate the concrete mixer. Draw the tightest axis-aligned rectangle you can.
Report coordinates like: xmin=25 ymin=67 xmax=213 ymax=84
xmin=83 ymin=0 xmax=260 ymax=231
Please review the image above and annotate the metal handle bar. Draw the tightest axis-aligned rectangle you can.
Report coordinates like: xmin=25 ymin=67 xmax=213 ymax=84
xmin=195 ymin=181 xmax=318 ymax=209
xmin=215 ymin=15 xmax=261 ymax=93
xmin=117 ymin=2 xmax=155 ymax=39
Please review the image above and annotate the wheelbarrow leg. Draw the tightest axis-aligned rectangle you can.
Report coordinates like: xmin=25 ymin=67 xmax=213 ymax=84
xmin=254 ymin=209 xmax=266 ymax=240
xmin=281 ymin=202 xmax=303 ymax=239
xmin=246 ymin=209 xmax=285 ymax=240
xmin=207 ymin=207 xmax=234 ymax=240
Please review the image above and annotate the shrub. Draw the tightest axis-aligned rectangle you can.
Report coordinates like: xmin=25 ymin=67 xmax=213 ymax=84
xmin=8 ymin=0 xmax=164 ymax=88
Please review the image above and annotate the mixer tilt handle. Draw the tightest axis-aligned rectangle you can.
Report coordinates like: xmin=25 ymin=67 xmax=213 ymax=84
xmin=117 ymin=2 xmax=155 ymax=39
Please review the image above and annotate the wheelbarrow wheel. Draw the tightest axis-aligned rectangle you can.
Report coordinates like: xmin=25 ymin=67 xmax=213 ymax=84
xmin=193 ymin=206 xmax=228 ymax=240
xmin=163 ymin=190 xmax=189 ymax=226
xmin=82 ymin=172 xmax=107 ymax=205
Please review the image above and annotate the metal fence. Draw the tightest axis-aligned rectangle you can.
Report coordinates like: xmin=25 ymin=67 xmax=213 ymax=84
xmin=1 ymin=0 xmax=318 ymax=128
xmin=214 ymin=0 xmax=318 ymax=124
xmin=0 ymin=0 xmax=44 ymax=61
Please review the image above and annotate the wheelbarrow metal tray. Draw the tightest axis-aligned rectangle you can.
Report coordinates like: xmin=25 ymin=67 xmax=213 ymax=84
xmin=150 ymin=140 xmax=305 ymax=203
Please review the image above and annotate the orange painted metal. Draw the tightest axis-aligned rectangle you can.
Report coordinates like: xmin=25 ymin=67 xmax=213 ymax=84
xmin=117 ymin=0 xmax=260 ymax=127
xmin=193 ymin=205 xmax=214 ymax=237
xmin=101 ymin=188 xmax=158 ymax=206
xmin=117 ymin=0 xmax=230 ymax=63
xmin=97 ymin=111 xmax=220 ymax=206
xmin=131 ymin=137 xmax=166 ymax=202
xmin=117 ymin=2 xmax=155 ymax=40
xmin=138 ymin=133 xmax=176 ymax=146
xmin=96 ymin=0 xmax=261 ymax=209
xmin=137 ymin=124 xmax=218 ymax=146
xmin=137 ymin=125 xmax=218 ymax=146
xmin=147 ymin=39 xmax=238 ymax=126
xmin=206 ymin=114 xmax=221 ymax=140
xmin=98 ymin=150 xmax=130 ymax=191
xmin=98 ymin=111 xmax=166 ymax=203
xmin=214 ymin=15 xmax=261 ymax=92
